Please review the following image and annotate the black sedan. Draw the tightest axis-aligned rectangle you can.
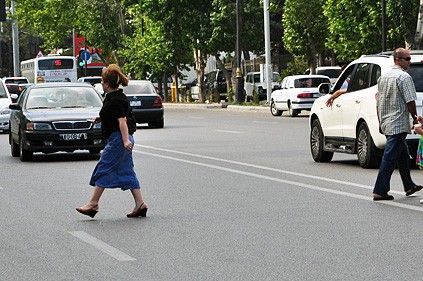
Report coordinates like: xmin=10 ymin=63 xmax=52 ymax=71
xmin=123 ymin=80 xmax=164 ymax=128
xmin=9 ymin=83 xmax=105 ymax=161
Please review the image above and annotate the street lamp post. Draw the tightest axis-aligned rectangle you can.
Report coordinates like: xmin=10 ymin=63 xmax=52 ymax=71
xmin=381 ymin=0 xmax=386 ymax=52
xmin=235 ymin=0 xmax=244 ymax=104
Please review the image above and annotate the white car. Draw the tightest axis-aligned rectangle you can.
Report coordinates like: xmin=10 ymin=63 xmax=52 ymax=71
xmin=309 ymin=51 xmax=423 ymax=168
xmin=78 ymin=76 xmax=102 ymax=86
xmin=305 ymin=66 xmax=341 ymax=85
xmin=2 ymin=76 xmax=29 ymax=84
xmin=244 ymin=71 xmax=281 ymax=102
xmin=270 ymin=75 xmax=331 ymax=117
xmin=0 ymin=79 xmax=18 ymax=132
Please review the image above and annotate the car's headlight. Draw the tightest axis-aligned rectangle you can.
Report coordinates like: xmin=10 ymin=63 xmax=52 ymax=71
xmin=0 ymin=108 xmax=10 ymax=115
xmin=92 ymin=122 xmax=102 ymax=129
xmin=26 ymin=122 xmax=53 ymax=130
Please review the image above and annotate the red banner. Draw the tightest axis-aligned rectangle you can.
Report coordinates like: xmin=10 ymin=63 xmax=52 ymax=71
xmin=73 ymin=33 xmax=105 ymax=67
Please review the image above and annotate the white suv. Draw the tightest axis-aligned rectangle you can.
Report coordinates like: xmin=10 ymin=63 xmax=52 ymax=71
xmin=244 ymin=71 xmax=280 ymax=102
xmin=309 ymin=51 xmax=423 ymax=168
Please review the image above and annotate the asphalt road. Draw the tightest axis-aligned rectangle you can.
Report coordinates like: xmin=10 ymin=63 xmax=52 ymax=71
xmin=1 ymin=107 xmax=423 ymax=280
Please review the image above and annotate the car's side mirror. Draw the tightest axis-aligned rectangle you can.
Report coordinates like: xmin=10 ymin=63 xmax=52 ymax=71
xmin=273 ymin=85 xmax=281 ymax=91
xmin=9 ymin=103 xmax=21 ymax=110
xmin=318 ymin=83 xmax=331 ymax=95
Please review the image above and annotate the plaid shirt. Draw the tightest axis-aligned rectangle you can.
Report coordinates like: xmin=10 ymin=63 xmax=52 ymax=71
xmin=377 ymin=65 xmax=417 ymax=135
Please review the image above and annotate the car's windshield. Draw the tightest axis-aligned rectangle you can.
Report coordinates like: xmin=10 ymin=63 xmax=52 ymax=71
xmin=26 ymin=87 xmax=103 ymax=109
xmin=408 ymin=64 xmax=423 ymax=92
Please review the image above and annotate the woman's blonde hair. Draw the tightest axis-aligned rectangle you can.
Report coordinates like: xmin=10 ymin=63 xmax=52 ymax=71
xmin=102 ymin=64 xmax=128 ymax=88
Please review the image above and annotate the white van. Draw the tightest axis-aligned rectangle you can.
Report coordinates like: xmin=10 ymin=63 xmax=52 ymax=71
xmin=244 ymin=71 xmax=280 ymax=102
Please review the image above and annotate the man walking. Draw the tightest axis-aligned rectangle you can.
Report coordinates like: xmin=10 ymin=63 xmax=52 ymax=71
xmin=373 ymin=48 xmax=422 ymax=201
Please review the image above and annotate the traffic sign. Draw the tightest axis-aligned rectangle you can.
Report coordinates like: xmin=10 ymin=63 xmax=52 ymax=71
xmin=80 ymin=50 xmax=91 ymax=61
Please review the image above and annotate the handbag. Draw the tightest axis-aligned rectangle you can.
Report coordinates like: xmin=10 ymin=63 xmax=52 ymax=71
xmin=127 ymin=107 xmax=137 ymax=135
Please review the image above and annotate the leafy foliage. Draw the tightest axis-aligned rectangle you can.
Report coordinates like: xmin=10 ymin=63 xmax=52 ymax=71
xmin=282 ymin=0 xmax=328 ymax=69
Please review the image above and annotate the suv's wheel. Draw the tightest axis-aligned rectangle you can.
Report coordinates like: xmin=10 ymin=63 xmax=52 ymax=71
xmin=10 ymin=132 xmax=19 ymax=157
xmin=19 ymin=131 xmax=33 ymax=161
xmin=270 ymin=101 xmax=282 ymax=116
xmin=310 ymin=119 xmax=333 ymax=162
xmin=357 ymin=122 xmax=382 ymax=168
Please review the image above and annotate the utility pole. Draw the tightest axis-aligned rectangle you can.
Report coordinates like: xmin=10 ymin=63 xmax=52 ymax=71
xmin=235 ymin=0 xmax=244 ymax=104
xmin=11 ymin=1 xmax=19 ymax=76
xmin=263 ymin=0 xmax=272 ymax=103
xmin=381 ymin=0 xmax=386 ymax=52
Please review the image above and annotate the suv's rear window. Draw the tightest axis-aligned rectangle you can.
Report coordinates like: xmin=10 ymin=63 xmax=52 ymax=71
xmin=408 ymin=64 xmax=423 ymax=92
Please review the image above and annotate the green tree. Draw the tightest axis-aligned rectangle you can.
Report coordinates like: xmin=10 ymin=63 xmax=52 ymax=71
xmin=282 ymin=0 xmax=328 ymax=73
xmin=324 ymin=0 xmax=419 ymax=61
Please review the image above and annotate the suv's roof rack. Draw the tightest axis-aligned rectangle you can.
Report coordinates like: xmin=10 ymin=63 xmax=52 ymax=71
xmin=361 ymin=53 xmax=390 ymax=58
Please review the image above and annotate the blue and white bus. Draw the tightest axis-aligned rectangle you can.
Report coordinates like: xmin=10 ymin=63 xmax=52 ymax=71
xmin=20 ymin=56 xmax=78 ymax=83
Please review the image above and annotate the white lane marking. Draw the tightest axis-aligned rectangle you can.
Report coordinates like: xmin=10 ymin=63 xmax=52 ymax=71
xmin=216 ymin=129 xmax=242 ymax=134
xmin=69 ymin=231 xmax=136 ymax=261
xmin=253 ymin=121 xmax=279 ymax=124
xmin=189 ymin=116 xmax=204 ymax=119
xmin=134 ymin=146 xmax=423 ymax=212
xmin=136 ymin=145 xmax=390 ymax=193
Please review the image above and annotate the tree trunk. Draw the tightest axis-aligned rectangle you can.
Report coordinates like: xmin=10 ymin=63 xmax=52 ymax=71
xmin=194 ymin=48 xmax=206 ymax=103
xmin=413 ymin=0 xmax=423 ymax=49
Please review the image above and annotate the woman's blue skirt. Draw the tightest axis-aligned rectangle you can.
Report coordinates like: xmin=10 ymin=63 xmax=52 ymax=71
xmin=90 ymin=131 xmax=140 ymax=190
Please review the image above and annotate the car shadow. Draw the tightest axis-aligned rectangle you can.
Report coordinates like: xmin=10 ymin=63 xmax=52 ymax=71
xmin=31 ymin=152 xmax=100 ymax=162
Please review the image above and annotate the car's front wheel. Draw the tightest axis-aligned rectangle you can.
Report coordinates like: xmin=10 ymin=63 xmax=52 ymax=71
xmin=357 ymin=122 xmax=382 ymax=168
xmin=19 ymin=131 xmax=33 ymax=161
xmin=270 ymin=101 xmax=282 ymax=116
xmin=310 ymin=118 xmax=333 ymax=162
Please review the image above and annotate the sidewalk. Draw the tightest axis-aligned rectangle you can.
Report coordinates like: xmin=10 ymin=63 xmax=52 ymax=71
xmin=163 ymin=102 xmax=269 ymax=112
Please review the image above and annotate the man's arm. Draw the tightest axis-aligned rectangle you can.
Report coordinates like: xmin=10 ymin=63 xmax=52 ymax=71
xmin=407 ymin=101 xmax=418 ymax=124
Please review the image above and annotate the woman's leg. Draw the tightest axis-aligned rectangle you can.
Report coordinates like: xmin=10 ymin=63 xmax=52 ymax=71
xmin=79 ymin=186 xmax=105 ymax=210
xmin=130 ymin=189 xmax=147 ymax=211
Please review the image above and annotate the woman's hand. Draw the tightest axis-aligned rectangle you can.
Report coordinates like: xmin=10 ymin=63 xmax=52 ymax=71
xmin=124 ymin=140 xmax=133 ymax=151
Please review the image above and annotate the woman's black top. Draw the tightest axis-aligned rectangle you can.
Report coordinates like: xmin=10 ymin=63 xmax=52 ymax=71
xmin=100 ymin=89 xmax=129 ymax=140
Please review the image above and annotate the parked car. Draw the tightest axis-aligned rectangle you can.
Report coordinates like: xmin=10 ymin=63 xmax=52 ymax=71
xmin=309 ymin=51 xmax=423 ymax=168
xmin=122 ymin=80 xmax=164 ymax=128
xmin=270 ymin=75 xmax=330 ymax=117
xmin=149 ymin=76 xmax=172 ymax=96
xmin=78 ymin=76 xmax=102 ymax=86
xmin=6 ymin=83 xmax=33 ymax=99
xmin=244 ymin=71 xmax=281 ymax=102
xmin=305 ymin=66 xmax=341 ymax=85
xmin=2 ymin=76 xmax=30 ymax=85
xmin=0 ymin=79 xmax=18 ymax=133
xmin=9 ymin=82 xmax=105 ymax=161
xmin=183 ymin=78 xmax=200 ymax=100
xmin=205 ymin=69 xmax=232 ymax=101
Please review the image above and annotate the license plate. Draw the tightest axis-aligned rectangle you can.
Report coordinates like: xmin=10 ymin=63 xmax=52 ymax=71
xmin=130 ymin=100 xmax=141 ymax=106
xmin=59 ymin=133 xmax=88 ymax=140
